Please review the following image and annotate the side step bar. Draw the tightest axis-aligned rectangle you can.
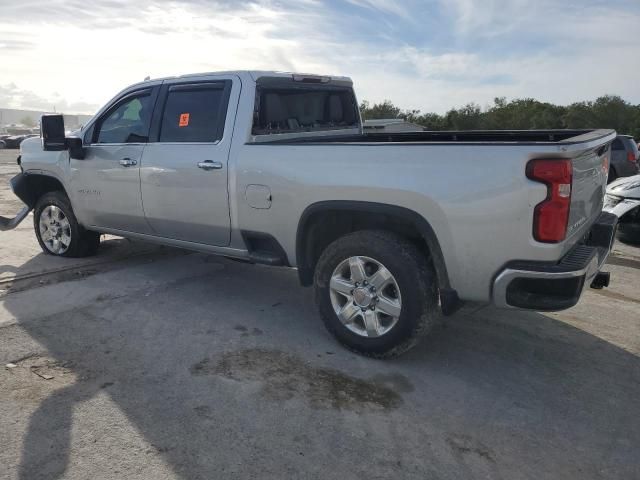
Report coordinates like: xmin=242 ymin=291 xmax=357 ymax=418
xmin=0 ymin=206 xmax=31 ymax=231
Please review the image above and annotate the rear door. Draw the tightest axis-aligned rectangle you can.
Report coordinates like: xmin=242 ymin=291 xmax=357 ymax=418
xmin=140 ymin=76 xmax=237 ymax=246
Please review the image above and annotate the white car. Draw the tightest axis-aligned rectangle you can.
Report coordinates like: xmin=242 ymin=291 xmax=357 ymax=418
xmin=605 ymin=175 xmax=640 ymax=242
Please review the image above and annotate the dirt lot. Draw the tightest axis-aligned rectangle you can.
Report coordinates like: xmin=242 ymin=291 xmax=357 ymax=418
xmin=0 ymin=148 xmax=639 ymax=479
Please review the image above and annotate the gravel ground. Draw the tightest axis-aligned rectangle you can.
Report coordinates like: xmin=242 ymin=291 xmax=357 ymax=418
xmin=0 ymin=148 xmax=639 ymax=480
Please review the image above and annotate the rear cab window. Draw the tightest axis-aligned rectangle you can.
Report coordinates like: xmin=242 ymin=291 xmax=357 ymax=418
xmin=157 ymin=82 xmax=231 ymax=143
xmin=251 ymin=76 xmax=360 ymax=138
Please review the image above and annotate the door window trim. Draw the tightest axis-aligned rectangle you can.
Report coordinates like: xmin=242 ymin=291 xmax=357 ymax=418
xmin=87 ymin=87 xmax=160 ymax=146
xmin=149 ymin=80 xmax=232 ymax=144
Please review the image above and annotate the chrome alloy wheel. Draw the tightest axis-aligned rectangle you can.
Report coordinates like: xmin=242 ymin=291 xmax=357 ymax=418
xmin=39 ymin=205 xmax=71 ymax=254
xmin=329 ymin=256 xmax=402 ymax=338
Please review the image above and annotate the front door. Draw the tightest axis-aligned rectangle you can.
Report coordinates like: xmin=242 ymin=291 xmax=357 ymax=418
xmin=72 ymin=87 xmax=158 ymax=233
xmin=140 ymin=78 xmax=236 ymax=246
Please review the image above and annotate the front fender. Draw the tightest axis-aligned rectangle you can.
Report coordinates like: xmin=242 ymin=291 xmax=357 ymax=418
xmin=10 ymin=173 xmax=37 ymax=208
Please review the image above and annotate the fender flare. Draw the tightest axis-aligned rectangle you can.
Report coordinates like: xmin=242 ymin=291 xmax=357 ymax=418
xmin=295 ymin=200 xmax=452 ymax=292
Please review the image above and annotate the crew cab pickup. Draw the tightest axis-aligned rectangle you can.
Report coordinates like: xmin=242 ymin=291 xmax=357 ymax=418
xmin=0 ymin=71 xmax=618 ymax=357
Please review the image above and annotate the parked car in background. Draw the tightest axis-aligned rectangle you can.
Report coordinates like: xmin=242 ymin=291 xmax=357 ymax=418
xmin=608 ymin=135 xmax=639 ymax=183
xmin=0 ymin=140 xmax=5 ymax=149
xmin=605 ymin=174 xmax=640 ymax=243
xmin=3 ymin=134 xmax=38 ymax=149
xmin=3 ymin=135 xmax=27 ymax=149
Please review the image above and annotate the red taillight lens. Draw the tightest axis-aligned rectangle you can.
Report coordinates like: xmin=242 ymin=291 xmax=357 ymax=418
xmin=628 ymin=151 xmax=637 ymax=163
xmin=526 ymin=159 xmax=573 ymax=243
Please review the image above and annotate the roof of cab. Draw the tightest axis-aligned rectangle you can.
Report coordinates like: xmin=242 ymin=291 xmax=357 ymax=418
xmin=128 ymin=70 xmax=352 ymax=89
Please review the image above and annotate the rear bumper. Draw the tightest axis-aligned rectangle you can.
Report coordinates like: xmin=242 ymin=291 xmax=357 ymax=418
xmin=492 ymin=212 xmax=617 ymax=311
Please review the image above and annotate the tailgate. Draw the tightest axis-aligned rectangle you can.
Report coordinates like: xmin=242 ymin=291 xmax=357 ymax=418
xmin=565 ymin=135 xmax=612 ymax=242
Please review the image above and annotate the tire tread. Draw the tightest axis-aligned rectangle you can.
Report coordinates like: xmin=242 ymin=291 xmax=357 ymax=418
xmin=314 ymin=229 xmax=438 ymax=358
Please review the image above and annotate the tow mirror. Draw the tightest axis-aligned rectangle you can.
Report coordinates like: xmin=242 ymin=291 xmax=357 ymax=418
xmin=67 ymin=137 xmax=85 ymax=160
xmin=41 ymin=115 xmax=66 ymax=151
xmin=40 ymin=114 xmax=85 ymax=159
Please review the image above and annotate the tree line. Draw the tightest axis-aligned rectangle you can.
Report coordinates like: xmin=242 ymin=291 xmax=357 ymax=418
xmin=359 ymin=96 xmax=640 ymax=138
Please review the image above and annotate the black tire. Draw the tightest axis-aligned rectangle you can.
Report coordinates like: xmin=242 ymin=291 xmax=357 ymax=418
xmin=607 ymin=167 xmax=618 ymax=184
xmin=33 ymin=191 xmax=100 ymax=257
xmin=314 ymin=230 xmax=438 ymax=358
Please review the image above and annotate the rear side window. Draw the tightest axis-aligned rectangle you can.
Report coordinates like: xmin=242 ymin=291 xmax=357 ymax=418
xmin=252 ymin=87 xmax=359 ymax=135
xmin=159 ymin=83 xmax=229 ymax=143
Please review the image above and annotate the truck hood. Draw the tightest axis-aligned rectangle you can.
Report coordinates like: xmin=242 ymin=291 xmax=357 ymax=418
xmin=19 ymin=136 xmax=43 ymax=154
xmin=607 ymin=174 xmax=640 ymax=200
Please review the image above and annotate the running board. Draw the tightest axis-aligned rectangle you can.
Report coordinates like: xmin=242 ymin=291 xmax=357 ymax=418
xmin=0 ymin=206 xmax=31 ymax=231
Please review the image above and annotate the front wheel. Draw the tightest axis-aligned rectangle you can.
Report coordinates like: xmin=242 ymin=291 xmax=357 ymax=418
xmin=314 ymin=230 xmax=438 ymax=358
xmin=34 ymin=191 xmax=100 ymax=257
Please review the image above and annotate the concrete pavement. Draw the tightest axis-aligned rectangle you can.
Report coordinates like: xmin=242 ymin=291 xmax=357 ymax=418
xmin=0 ymin=149 xmax=639 ymax=479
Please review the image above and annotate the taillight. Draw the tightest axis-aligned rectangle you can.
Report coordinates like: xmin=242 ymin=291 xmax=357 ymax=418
xmin=526 ymin=159 xmax=573 ymax=243
xmin=628 ymin=151 xmax=637 ymax=163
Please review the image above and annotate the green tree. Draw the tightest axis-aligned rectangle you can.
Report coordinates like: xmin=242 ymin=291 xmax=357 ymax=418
xmin=359 ymin=100 xmax=402 ymax=120
xmin=357 ymin=95 xmax=640 ymax=137
xmin=445 ymin=103 xmax=484 ymax=130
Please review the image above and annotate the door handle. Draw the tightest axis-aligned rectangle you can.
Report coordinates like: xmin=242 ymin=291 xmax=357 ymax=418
xmin=119 ymin=158 xmax=137 ymax=167
xmin=197 ymin=160 xmax=223 ymax=170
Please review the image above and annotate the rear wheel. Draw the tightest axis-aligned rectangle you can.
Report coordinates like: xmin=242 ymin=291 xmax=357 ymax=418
xmin=314 ymin=230 xmax=438 ymax=358
xmin=34 ymin=191 xmax=100 ymax=257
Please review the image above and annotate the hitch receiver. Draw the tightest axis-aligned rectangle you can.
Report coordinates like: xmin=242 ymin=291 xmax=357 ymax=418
xmin=590 ymin=271 xmax=610 ymax=290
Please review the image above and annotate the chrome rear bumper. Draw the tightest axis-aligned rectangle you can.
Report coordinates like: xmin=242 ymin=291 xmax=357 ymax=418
xmin=492 ymin=212 xmax=617 ymax=311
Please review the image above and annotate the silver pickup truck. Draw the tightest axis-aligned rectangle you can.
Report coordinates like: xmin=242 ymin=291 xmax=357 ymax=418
xmin=0 ymin=71 xmax=618 ymax=357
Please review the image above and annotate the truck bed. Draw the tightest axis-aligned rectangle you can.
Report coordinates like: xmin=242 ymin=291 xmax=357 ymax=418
xmin=261 ymin=129 xmax=612 ymax=145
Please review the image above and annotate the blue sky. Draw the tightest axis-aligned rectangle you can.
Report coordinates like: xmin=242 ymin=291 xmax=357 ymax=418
xmin=0 ymin=0 xmax=639 ymax=114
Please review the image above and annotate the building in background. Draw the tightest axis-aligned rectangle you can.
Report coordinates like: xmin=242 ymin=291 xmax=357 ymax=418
xmin=0 ymin=108 xmax=92 ymax=133
xmin=363 ymin=118 xmax=424 ymax=133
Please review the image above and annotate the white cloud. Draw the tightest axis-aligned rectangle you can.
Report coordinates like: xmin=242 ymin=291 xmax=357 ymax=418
xmin=0 ymin=83 xmax=99 ymax=113
xmin=0 ymin=0 xmax=638 ymax=115
xmin=442 ymin=0 xmax=533 ymax=37
xmin=346 ymin=0 xmax=413 ymax=20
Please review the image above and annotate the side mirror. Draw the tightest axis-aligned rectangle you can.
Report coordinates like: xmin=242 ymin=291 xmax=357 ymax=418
xmin=41 ymin=114 xmax=86 ymax=159
xmin=41 ymin=114 xmax=66 ymax=151
xmin=67 ymin=137 xmax=86 ymax=160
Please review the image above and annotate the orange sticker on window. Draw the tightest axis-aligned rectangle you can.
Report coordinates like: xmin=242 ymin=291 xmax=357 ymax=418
xmin=179 ymin=113 xmax=190 ymax=127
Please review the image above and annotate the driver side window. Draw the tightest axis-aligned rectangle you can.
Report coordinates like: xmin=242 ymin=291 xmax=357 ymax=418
xmin=95 ymin=93 xmax=152 ymax=144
